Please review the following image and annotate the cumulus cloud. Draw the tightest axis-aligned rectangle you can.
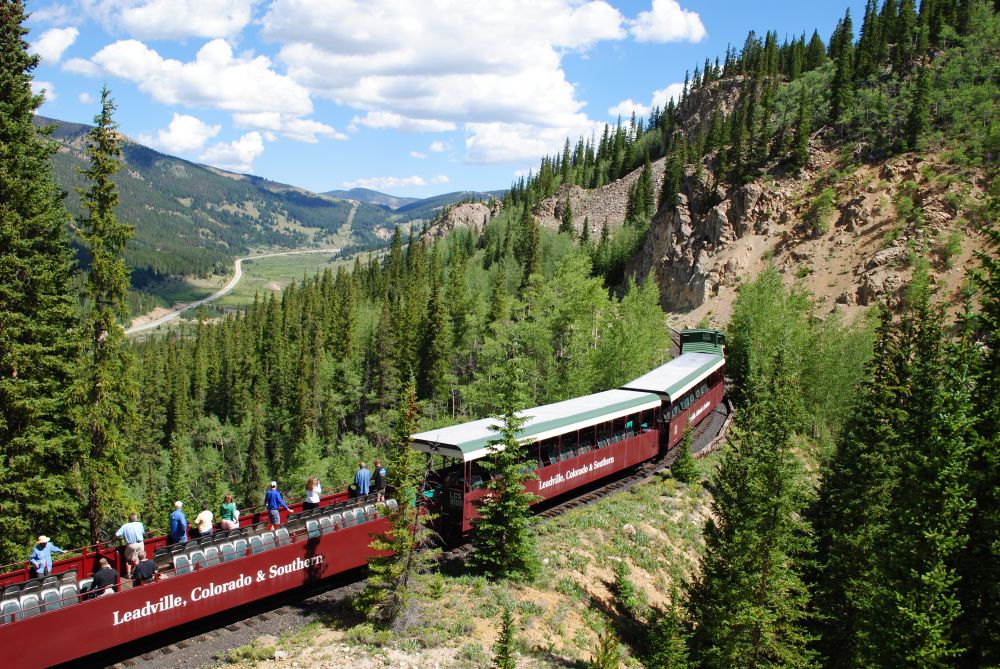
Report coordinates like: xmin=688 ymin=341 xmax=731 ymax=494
xmin=30 ymin=81 xmax=57 ymax=104
xmin=88 ymin=39 xmax=312 ymax=115
xmin=63 ymin=57 xmax=102 ymax=77
xmin=79 ymin=92 xmax=94 ymax=104
xmin=30 ymin=27 xmax=79 ymax=63
xmin=341 ymin=174 xmax=448 ymax=190
xmin=261 ymin=0 xmax=630 ymax=162
xmin=629 ymin=0 xmax=706 ymax=43
xmin=199 ymin=131 xmax=265 ymax=173
xmin=350 ymin=111 xmax=455 ymax=133
xmin=233 ymin=112 xmax=347 ymax=143
xmin=29 ymin=4 xmax=76 ymax=25
xmin=409 ymin=151 xmax=427 ymax=158
xmin=80 ymin=0 xmax=255 ymax=40
xmin=608 ymin=98 xmax=650 ymax=119
xmin=429 ymin=141 xmax=448 ymax=153
xmin=464 ymin=118 xmax=602 ymax=164
xmin=608 ymin=82 xmax=685 ymax=121
xmin=139 ymin=113 xmax=221 ymax=153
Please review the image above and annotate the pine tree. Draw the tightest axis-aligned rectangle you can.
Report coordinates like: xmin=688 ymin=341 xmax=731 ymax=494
xmin=74 ymin=87 xmax=139 ymax=543
xmin=469 ymin=352 xmax=540 ymax=581
xmin=811 ymin=311 xmax=910 ymax=667
xmin=590 ymin=625 xmax=623 ymax=669
xmin=418 ymin=246 xmax=452 ymax=405
xmin=581 ymin=215 xmax=591 ymax=243
xmin=359 ymin=380 xmax=439 ymax=626
xmin=830 ymin=10 xmax=855 ymax=125
xmin=688 ymin=357 xmax=816 ymax=669
xmin=0 ymin=0 xmax=83 ymax=563
xmin=559 ymin=197 xmax=574 ymax=236
xmin=670 ymin=426 xmax=697 ymax=483
xmin=792 ymin=88 xmax=812 ymax=169
xmin=492 ymin=599 xmax=517 ymax=669
xmin=516 ymin=205 xmax=540 ymax=292
xmin=957 ymin=220 xmax=1000 ymax=667
xmin=906 ymin=64 xmax=931 ymax=150
xmin=646 ymin=593 xmax=690 ymax=669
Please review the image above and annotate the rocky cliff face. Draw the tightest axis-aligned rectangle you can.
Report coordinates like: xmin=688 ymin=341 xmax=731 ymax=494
xmin=423 ymin=200 xmax=500 ymax=239
xmin=530 ymin=135 xmax=983 ymax=325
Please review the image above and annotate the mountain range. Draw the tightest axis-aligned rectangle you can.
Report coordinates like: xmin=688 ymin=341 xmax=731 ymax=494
xmin=36 ymin=115 xmax=499 ymax=287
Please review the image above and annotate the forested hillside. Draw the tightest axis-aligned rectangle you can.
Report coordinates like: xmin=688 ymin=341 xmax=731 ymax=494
xmin=39 ymin=115 xmax=394 ymax=283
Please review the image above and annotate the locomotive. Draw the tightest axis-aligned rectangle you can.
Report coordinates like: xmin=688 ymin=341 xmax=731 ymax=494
xmin=0 ymin=329 xmax=724 ymax=668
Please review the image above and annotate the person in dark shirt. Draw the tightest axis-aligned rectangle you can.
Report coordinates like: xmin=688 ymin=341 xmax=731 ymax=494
xmin=131 ymin=550 xmax=157 ymax=586
xmin=89 ymin=558 xmax=116 ymax=598
xmin=372 ymin=459 xmax=387 ymax=502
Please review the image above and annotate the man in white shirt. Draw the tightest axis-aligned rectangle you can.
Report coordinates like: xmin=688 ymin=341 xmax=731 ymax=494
xmin=115 ymin=513 xmax=145 ymax=577
xmin=194 ymin=503 xmax=214 ymax=538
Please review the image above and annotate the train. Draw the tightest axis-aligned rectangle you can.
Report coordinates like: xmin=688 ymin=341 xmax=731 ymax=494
xmin=0 ymin=329 xmax=725 ymax=668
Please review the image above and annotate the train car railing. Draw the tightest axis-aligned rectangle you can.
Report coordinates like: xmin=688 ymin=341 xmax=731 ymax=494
xmin=0 ymin=493 xmax=393 ymax=626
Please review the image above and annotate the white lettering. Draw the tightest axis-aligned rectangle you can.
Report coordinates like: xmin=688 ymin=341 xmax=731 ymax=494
xmin=112 ymin=594 xmax=184 ymax=626
xmin=537 ymin=456 xmax=616 ymax=491
xmin=687 ymin=400 xmax=712 ymax=424
xmin=269 ymin=555 xmax=324 ymax=578
xmin=190 ymin=574 xmax=253 ymax=602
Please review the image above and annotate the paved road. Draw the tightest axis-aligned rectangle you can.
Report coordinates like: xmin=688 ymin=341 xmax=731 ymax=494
xmin=125 ymin=248 xmax=340 ymax=336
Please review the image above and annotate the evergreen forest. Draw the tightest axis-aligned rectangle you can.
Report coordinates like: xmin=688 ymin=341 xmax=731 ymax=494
xmin=2 ymin=0 xmax=999 ymax=666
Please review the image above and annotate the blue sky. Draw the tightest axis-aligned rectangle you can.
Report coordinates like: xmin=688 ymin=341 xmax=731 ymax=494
xmin=26 ymin=0 xmax=865 ymax=196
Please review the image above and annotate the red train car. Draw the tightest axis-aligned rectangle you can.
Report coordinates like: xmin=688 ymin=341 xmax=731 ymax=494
xmin=412 ymin=329 xmax=726 ymax=538
xmin=0 ymin=492 xmax=392 ymax=668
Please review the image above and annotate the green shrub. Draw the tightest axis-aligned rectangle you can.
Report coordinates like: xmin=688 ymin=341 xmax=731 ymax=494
xmin=807 ymin=188 xmax=837 ymax=236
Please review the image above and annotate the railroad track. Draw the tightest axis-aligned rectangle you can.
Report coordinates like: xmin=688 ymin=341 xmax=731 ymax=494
xmin=101 ymin=390 xmax=733 ymax=667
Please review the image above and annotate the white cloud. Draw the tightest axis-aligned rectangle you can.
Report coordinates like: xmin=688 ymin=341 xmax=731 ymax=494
xmin=29 ymin=4 xmax=76 ymax=25
xmin=629 ymin=0 xmax=706 ymax=43
xmin=409 ymin=151 xmax=427 ymax=158
xmin=262 ymin=0 xmax=629 ymax=162
xmin=80 ymin=0 xmax=255 ymax=40
xmin=341 ymin=174 xmax=448 ymax=190
xmin=30 ymin=81 xmax=57 ymax=103
xmin=609 ymin=82 xmax=685 ymax=121
xmin=233 ymin=112 xmax=348 ymax=143
xmin=88 ymin=39 xmax=312 ymax=115
xmin=139 ymin=113 xmax=221 ymax=153
xmin=608 ymin=98 xmax=650 ymax=119
xmin=78 ymin=92 xmax=94 ymax=104
xmin=63 ymin=57 xmax=102 ymax=77
xmin=350 ymin=111 xmax=456 ymax=133
xmin=429 ymin=140 xmax=448 ymax=153
xmin=30 ymin=27 xmax=79 ymax=63
xmin=465 ymin=118 xmax=602 ymax=164
xmin=199 ymin=131 xmax=265 ymax=173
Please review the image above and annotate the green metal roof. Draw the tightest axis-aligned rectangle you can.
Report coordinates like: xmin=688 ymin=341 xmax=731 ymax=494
xmin=621 ymin=352 xmax=724 ymax=402
xmin=411 ymin=389 xmax=661 ymax=461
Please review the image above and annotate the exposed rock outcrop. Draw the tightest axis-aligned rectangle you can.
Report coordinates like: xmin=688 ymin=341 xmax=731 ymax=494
xmin=423 ymin=201 xmax=496 ymax=239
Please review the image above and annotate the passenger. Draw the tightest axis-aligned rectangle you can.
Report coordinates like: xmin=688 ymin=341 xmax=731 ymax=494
xmin=303 ymin=477 xmax=321 ymax=511
xmin=219 ymin=494 xmax=239 ymax=530
xmin=167 ymin=501 xmax=188 ymax=545
xmin=372 ymin=459 xmax=387 ymax=502
xmin=28 ymin=535 xmax=65 ymax=578
xmin=193 ymin=503 xmax=214 ymax=538
xmin=115 ymin=513 xmax=145 ymax=578
xmin=264 ymin=481 xmax=291 ymax=530
xmin=88 ymin=557 xmax=116 ymax=598
xmin=354 ymin=462 xmax=371 ymax=497
xmin=131 ymin=550 xmax=157 ymax=586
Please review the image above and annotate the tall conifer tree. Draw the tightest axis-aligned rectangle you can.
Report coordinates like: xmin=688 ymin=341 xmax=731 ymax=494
xmin=0 ymin=0 xmax=82 ymax=562
xmin=688 ymin=356 xmax=816 ymax=668
xmin=75 ymin=88 xmax=139 ymax=542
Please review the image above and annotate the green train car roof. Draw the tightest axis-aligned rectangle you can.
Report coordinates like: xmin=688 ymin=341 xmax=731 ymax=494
xmin=621 ymin=352 xmax=724 ymax=403
xmin=410 ymin=389 xmax=661 ymax=462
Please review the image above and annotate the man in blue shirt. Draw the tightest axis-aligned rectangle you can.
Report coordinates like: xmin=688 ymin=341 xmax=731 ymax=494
xmin=355 ymin=462 xmax=371 ymax=497
xmin=29 ymin=535 xmax=64 ymax=577
xmin=168 ymin=501 xmax=188 ymax=545
xmin=265 ymin=481 xmax=290 ymax=530
xmin=115 ymin=513 xmax=145 ymax=577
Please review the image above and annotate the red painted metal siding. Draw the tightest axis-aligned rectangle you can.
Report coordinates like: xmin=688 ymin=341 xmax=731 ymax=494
xmin=456 ymin=429 xmax=660 ymax=533
xmin=0 ymin=518 xmax=390 ymax=668
xmin=666 ymin=378 xmax=725 ymax=449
